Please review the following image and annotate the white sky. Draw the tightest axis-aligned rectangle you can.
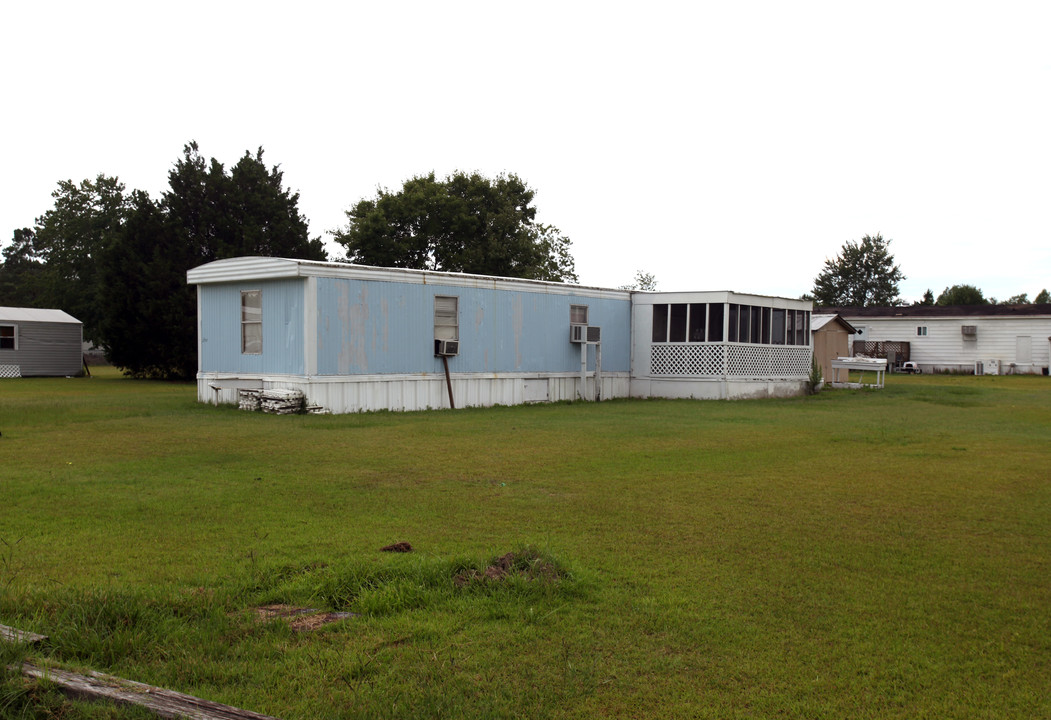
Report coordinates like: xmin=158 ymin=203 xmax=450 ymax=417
xmin=2 ymin=1 xmax=1049 ymax=302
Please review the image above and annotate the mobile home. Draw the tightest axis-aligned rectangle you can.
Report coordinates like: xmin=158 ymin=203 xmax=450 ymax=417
xmin=188 ymin=257 xmax=813 ymax=412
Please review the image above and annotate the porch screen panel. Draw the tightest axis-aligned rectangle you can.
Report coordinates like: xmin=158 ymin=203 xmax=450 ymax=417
xmin=652 ymin=305 xmax=668 ymax=342
xmin=772 ymin=309 xmax=786 ymax=345
xmin=669 ymin=304 xmax=687 ymax=342
xmin=688 ymin=304 xmax=706 ymax=342
xmin=708 ymin=305 xmax=724 ymax=342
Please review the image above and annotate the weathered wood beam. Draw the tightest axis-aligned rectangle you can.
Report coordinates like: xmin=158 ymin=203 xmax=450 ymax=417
xmin=0 ymin=623 xmax=47 ymax=645
xmin=18 ymin=662 xmax=281 ymax=720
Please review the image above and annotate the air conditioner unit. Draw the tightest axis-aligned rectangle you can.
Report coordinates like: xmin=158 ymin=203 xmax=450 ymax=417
xmin=586 ymin=325 xmax=601 ymax=343
xmin=962 ymin=325 xmax=977 ymax=337
xmin=434 ymin=339 xmax=459 ymax=356
xmin=570 ymin=324 xmax=587 ymax=343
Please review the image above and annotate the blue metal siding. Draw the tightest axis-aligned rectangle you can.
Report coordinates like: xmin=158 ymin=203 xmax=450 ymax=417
xmin=316 ymin=277 xmax=630 ymax=375
xmin=199 ymin=280 xmax=304 ymax=374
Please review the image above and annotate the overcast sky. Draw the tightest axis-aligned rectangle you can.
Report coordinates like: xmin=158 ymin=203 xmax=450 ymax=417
xmin=2 ymin=1 xmax=1048 ymax=302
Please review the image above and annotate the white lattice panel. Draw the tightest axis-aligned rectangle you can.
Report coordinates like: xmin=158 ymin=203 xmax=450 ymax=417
xmin=650 ymin=344 xmax=725 ymax=376
xmin=0 ymin=365 xmax=21 ymax=378
xmin=650 ymin=344 xmax=810 ymax=378
xmin=726 ymin=345 xmax=811 ymax=378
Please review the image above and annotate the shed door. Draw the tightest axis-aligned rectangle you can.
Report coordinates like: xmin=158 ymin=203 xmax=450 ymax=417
xmin=1016 ymin=336 xmax=1032 ymax=364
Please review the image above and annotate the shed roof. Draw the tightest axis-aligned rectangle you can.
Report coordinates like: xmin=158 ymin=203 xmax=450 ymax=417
xmin=0 ymin=307 xmax=81 ymax=324
xmin=811 ymin=313 xmax=857 ymax=333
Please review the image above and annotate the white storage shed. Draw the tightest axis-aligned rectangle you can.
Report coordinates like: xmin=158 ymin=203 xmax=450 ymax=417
xmin=0 ymin=307 xmax=84 ymax=377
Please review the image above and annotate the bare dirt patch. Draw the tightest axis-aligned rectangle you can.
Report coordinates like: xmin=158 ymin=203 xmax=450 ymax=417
xmin=253 ymin=604 xmax=357 ymax=632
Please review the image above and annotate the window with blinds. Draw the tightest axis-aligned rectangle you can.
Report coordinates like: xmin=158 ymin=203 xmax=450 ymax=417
xmin=434 ymin=296 xmax=458 ymax=341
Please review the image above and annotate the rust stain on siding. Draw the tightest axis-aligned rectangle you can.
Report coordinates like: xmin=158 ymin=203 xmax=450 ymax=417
xmin=381 ymin=298 xmax=390 ymax=353
xmin=513 ymin=295 xmax=523 ymax=369
xmin=337 ymin=284 xmax=369 ymax=373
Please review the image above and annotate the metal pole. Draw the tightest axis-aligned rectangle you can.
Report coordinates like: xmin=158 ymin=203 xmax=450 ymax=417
xmin=442 ymin=355 xmax=456 ymax=409
xmin=580 ymin=342 xmax=587 ymax=401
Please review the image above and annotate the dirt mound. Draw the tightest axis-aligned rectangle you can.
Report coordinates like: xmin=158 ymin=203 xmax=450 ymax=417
xmin=453 ymin=550 xmax=565 ymax=587
xmin=380 ymin=542 xmax=413 ymax=553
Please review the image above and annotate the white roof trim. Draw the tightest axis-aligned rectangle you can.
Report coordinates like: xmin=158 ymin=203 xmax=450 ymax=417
xmin=0 ymin=307 xmax=82 ymax=324
xmin=187 ymin=256 xmax=633 ymax=300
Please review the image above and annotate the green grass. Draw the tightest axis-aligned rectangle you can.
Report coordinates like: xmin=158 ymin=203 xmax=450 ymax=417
xmin=1 ymin=369 xmax=1049 ymax=718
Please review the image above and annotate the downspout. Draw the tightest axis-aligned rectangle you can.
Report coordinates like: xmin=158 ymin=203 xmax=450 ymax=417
xmin=595 ymin=340 xmax=602 ymax=401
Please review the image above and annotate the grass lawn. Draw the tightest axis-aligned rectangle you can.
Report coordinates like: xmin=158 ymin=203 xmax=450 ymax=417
xmin=1 ymin=369 xmax=1049 ymax=719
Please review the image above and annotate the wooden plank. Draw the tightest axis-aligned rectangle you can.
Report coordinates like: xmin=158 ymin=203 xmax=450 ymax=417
xmin=0 ymin=623 xmax=47 ymax=645
xmin=19 ymin=662 xmax=281 ymax=720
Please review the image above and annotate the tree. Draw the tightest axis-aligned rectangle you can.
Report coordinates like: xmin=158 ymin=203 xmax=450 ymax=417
xmin=30 ymin=175 xmax=131 ymax=342
xmin=96 ymin=142 xmax=325 ymax=379
xmin=917 ymin=289 xmax=935 ymax=306
xmin=99 ymin=191 xmax=197 ymax=378
xmin=810 ymin=234 xmax=905 ymax=307
xmin=1036 ymin=289 xmax=1050 ymax=304
xmin=528 ymin=224 xmax=578 ymax=283
xmin=164 ymin=142 xmax=326 ymax=262
xmin=333 ymin=172 xmax=578 ymax=282
xmin=936 ymin=284 xmax=987 ymax=306
xmin=0 ymin=229 xmax=45 ymax=306
xmin=1003 ymin=293 xmax=1029 ymax=305
xmin=620 ymin=270 xmax=657 ymax=291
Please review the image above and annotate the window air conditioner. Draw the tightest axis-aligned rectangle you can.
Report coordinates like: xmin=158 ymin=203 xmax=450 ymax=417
xmin=570 ymin=324 xmax=587 ymax=343
xmin=434 ymin=339 xmax=459 ymax=356
xmin=961 ymin=325 xmax=977 ymax=337
xmin=586 ymin=325 xmax=601 ymax=343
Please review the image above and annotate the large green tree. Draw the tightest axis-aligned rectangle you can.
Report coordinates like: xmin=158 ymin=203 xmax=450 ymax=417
xmin=30 ymin=175 xmax=131 ymax=342
xmin=811 ymin=234 xmax=905 ymax=307
xmin=99 ymin=191 xmax=197 ymax=378
xmin=0 ymin=229 xmax=45 ymax=306
xmin=1035 ymin=289 xmax=1050 ymax=304
xmin=164 ymin=142 xmax=326 ymax=262
xmin=96 ymin=142 xmax=326 ymax=379
xmin=333 ymin=172 xmax=578 ymax=282
xmin=936 ymin=284 xmax=987 ymax=306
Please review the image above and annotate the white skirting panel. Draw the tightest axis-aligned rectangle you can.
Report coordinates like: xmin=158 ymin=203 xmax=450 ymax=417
xmin=198 ymin=372 xmax=632 ymax=414
xmin=631 ymin=377 xmax=809 ymax=401
xmin=199 ymin=372 xmax=808 ymax=413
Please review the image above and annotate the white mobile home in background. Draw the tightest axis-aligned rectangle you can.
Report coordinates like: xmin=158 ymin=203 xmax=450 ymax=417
xmin=187 ymin=257 xmax=814 ymax=413
xmin=835 ymin=305 xmax=1051 ymax=375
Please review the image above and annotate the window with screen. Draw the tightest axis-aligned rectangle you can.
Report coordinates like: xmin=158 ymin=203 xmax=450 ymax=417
xmin=241 ymin=291 xmax=262 ymax=354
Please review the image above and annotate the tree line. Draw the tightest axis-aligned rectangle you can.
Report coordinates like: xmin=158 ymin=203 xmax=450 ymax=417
xmin=3 ymin=141 xmax=1044 ymax=381
xmin=0 ymin=145 xmax=578 ymax=379
xmin=809 ymin=233 xmax=1048 ymax=308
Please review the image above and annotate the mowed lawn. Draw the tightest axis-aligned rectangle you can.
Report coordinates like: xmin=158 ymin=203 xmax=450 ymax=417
xmin=1 ymin=370 xmax=1049 ymax=719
